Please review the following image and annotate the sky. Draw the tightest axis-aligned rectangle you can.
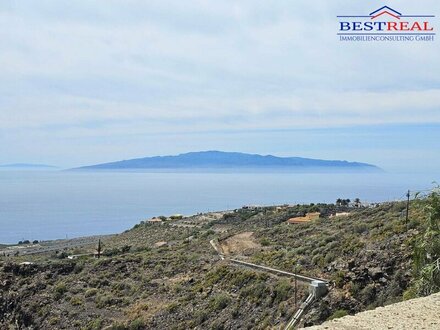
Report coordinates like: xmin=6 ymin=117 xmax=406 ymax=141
xmin=1 ymin=0 xmax=440 ymax=171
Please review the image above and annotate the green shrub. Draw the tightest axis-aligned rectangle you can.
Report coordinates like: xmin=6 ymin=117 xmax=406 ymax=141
xmin=273 ymin=279 xmax=292 ymax=304
xmin=403 ymin=287 xmax=417 ymax=300
xmin=240 ymin=281 xmax=268 ymax=302
xmin=260 ymin=238 xmax=270 ymax=246
xmin=324 ymin=251 xmax=337 ymax=264
xmin=84 ymin=318 xmax=103 ymax=330
xmin=204 ymin=266 xmax=230 ymax=287
xmin=332 ymin=271 xmax=345 ymax=288
xmin=95 ymin=294 xmax=123 ymax=308
xmin=85 ymin=288 xmax=98 ymax=297
xmin=166 ymin=302 xmax=179 ymax=313
xmin=54 ymin=282 xmax=68 ymax=300
xmin=413 ymin=188 xmax=440 ymax=296
xmin=360 ymin=284 xmax=376 ymax=304
xmin=211 ymin=322 xmax=225 ymax=330
xmin=70 ymin=296 xmax=84 ymax=306
xmin=353 ymin=223 xmax=368 ymax=234
xmin=108 ymin=322 xmax=127 ymax=330
xmin=48 ymin=316 xmax=60 ymax=325
xmin=129 ymin=318 xmax=145 ymax=330
xmin=229 ymin=270 xmax=256 ymax=288
xmin=209 ymin=294 xmax=231 ymax=311
xmin=328 ymin=309 xmax=348 ymax=320
xmin=349 ymin=282 xmax=361 ymax=296
xmin=231 ymin=303 xmax=240 ymax=318
xmin=194 ymin=309 xmax=208 ymax=325
xmin=312 ymin=255 xmax=325 ymax=267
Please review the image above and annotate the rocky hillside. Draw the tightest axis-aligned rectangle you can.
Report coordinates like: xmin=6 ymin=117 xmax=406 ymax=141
xmin=0 ymin=199 xmax=431 ymax=329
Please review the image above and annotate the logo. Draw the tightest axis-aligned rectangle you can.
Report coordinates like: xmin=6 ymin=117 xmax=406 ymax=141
xmin=337 ymin=6 xmax=436 ymax=42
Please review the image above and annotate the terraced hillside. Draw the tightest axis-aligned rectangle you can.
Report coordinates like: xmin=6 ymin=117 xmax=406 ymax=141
xmin=0 ymin=198 xmax=434 ymax=329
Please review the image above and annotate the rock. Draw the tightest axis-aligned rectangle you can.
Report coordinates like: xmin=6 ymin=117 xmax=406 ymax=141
xmin=348 ymin=260 xmax=356 ymax=270
xmin=368 ymin=267 xmax=383 ymax=280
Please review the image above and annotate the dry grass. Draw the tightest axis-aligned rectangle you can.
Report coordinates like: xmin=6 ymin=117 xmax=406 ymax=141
xmin=287 ymin=212 xmax=320 ymax=224
xmin=219 ymin=232 xmax=261 ymax=255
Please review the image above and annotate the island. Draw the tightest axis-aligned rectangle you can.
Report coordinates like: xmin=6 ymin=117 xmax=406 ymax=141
xmin=73 ymin=151 xmax=381 ymax=171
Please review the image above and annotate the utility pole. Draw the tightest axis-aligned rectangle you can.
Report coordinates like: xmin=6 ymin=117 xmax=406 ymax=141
xmin=295 ymin=276 xmax=297 ymax=308
xmin=406 ymin=190 xmax=410 ymax=224
xmin=294 ymin=266 xmax=298 ymax=309
xmin=97 ymin=239 xmax=101 ymax=259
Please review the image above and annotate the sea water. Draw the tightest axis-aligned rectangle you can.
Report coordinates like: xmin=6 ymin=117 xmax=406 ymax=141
xmin=0 ymin=169 xmax=437 ymax=244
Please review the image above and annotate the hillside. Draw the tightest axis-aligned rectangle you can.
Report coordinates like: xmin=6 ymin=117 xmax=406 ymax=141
xmin=0 ymin=198 xmax=434 ymax=329
xmin=74 ymin=151 xmax=380 ymax=171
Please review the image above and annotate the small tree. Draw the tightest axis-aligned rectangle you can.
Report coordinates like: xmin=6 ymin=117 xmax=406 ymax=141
xmin=413 ymin=186 xmax=440 ymax=296
xmin=97 ymin=239 xmax=102 ymax=259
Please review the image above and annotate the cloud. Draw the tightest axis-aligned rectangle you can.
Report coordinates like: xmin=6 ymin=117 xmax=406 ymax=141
xmin=1 ymin=0 xmax=440 ymax=165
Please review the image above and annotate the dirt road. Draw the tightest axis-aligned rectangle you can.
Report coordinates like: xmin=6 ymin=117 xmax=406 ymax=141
xmin=305 ymin=292 xmax=440 ymax=330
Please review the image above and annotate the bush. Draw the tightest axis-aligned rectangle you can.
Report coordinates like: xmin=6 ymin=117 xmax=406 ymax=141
xmin=85 ymin=288 xmax=98 ymax=297
xmin=273 ymin=279 xmax=292 ymax=304
xmin=211 ymin=322 xmax=225 ymax=330
xmin=194 ymin=309 xmax=208 ymax=325
xmin=209 ymin=294 xmax=231 ymax=311
xmin=103 ymin=245 xmax=131 ymax=256
xmin=108 ymin=323 xmax=127 ymax=330
xmin=359 ymin=284 xmax=376 ymax=304
xmin=413 ymin=188 xmax=440 ymax=296
xmin=54 ymin=282 xmax=68 ymax=299
xmin=85 ymin=318 xmax=102 ymax=330
xmin=332 ymin=271 xmax=345 ymax=288
xmin=240 ymin=281 xmax=268 ymax=302
xmin=166 ymin=302 xmax=179 ymax=313
xmin=129 ymin=318 xmax=145 ymax=330
xmin=95 ymin=294 xmax=122 ymax=308
xmin=70 ymin=296 xmax=84 ymax=306
xmin=403 ymin=287 xmax=417 ymax=300
xmin=121 ymin=245 xmax=132 ymax=253
xmin=324 ymin=251 xmax=337 ymax=264
xmin=349 ymin=282 xmax=361 ymax=296
xmin=328 ymin=309 xmax=348 ymax=320
xmin=260 ymin=238 xmax=270 ymax=246
xmin=57 ymin=252 xmax=68 ymax=259
xmin=353 ymin=223 xmax=368 ymax=234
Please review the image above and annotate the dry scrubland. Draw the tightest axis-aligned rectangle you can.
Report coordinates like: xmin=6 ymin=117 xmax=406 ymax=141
xmin=0 ymin=198 xmax=435 ymax=329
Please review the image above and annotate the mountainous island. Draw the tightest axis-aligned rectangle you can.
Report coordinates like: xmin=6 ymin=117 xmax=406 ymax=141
xmin=74 ymin=151 xmax=380 ymax=171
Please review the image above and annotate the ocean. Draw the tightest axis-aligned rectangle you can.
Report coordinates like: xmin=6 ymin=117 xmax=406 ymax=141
xmin=0 ymin=169 xmax=437 ymax=244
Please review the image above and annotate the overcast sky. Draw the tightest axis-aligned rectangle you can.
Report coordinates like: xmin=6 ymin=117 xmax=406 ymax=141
xmin=1 ymin=0 xmax=440 ymax=171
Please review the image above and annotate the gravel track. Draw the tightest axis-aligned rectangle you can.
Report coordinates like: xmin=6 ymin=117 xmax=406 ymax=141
xmin=305 ymin=293 xmax=440 ymax=330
